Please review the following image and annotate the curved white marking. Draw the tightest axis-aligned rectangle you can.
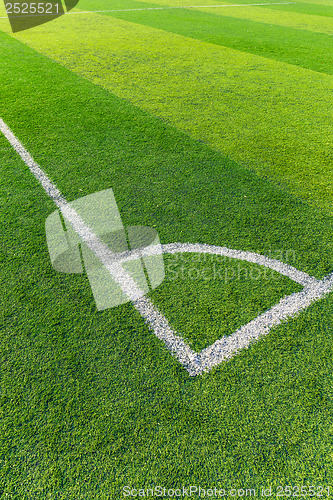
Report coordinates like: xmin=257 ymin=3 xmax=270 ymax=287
xmin=64 ymin=3 xmax=295 ymax=14
xmin=1 ymin=116 xmax=332 ymax=376
xmin=120 ymin=242 xmax=317 ymax=287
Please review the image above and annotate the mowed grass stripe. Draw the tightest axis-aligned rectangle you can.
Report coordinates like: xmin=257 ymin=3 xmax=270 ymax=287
xmin=0 ymin=29 xmax=331 ymax=351
xmin=131 ymin=0 xmax=333 ymax=18
xmin=1 ymin=32 xmax=333 ymax=496
xmin=1 ymin=30 xmax=332 ymax=275
xmin=260 ymin=1 xmax=333 ymax=18
xmin=297 ymin=0 xmax=333 ymax=4
xmin=130 ymin=0 xmax=333 ymax=34
xmin=5 ymin=13 xmax=332 ymax=215
xmin=1 ymin=0 xmax=333 ymax=65
xmin=76 ymin=0 xmax=333 ymax=74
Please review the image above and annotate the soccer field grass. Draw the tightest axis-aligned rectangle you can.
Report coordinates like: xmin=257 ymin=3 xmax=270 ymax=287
xmin=0 ymin=0 xmax=333 ymax=497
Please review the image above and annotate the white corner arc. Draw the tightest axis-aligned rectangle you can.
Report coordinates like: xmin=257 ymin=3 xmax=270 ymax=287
xmin=1 ymin=117 xmax=333 ymax=376
xmin=129 ymin=243 xmax=333 ymax=375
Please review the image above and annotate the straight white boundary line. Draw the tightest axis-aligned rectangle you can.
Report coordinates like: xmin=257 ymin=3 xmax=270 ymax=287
xmin=0 ymin=2 xmax=295 ymax=19
xmin=65 ymin=3 xmax=295 ymax=14
xmin=117 ymin=242 xmax=318 ymax=287
xmin=1 ymin=117 xmax=333 ymax=376
xmin=196 ymin=269 xmax=333 ymax=374
xmin=121 ymin=242 xmax=333 ymax=374
xmin=0 ymin=120 xmax=144 ymax=302
xmin=0 ymin=117 xmax=197 ymax=372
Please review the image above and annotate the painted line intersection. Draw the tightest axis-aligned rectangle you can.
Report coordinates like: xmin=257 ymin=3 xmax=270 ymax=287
xmin=1 ymin=117 xmax=332 ymax=376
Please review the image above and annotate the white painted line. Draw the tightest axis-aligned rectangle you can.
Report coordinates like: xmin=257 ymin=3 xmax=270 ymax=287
xmin=1 ymin=117 xmax=333 ymax=376
xmin=133 ymin=243 xmax=333 ymax=375
xmin=65 ymin=2 xmax=295 ymax=14
xmin=0 ymin=117 xmax=196 ymax=370
xmin=0 ymin=118 xmax=143 ymax=301
xmin=122 ymin=242 xmax=317 ymax=287
xmin=196 ymin=270 xmax=333 ymax=375
xmin=0 ymin=2 xmax=295 ymax=18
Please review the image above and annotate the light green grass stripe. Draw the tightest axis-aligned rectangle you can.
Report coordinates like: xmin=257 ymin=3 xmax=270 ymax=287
xmin=0 ymin=3 xmax=9 ymax=17
xmin=131 ymin=0 xmax=333 ymax=34
xmin=3 ymin=13 xmax=332 ymax=214
xmin=262 ymin=2 xmax=333 ymax=19
xmin=1 ymin=30 xmax=333 ymax=495
xmin=297 ymin=0 xmax=333 ymax=6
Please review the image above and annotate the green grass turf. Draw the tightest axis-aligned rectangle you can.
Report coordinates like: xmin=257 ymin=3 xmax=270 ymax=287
xmin=132 ymin=0 xmax=333 ymax=19
xmin=151 ymin=254 xmax=303 ymax=352
xmin=5 ymin=3 xmax=332 ymax=217
xmin=1 ymin=24 xmax=333 ymax=497
xmin=264 ymin=1 xmax=333 ymax=17
xmin=77 ymin=0 xmax=333 ymax=74
xmin=129 ymin=0 xmax=333 ymax=34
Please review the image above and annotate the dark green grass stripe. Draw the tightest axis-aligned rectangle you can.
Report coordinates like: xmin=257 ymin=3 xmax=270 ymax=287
xmin=1 ymin=29 xmax=333 ymax=346
xmin=1 ymin=31 xmax=333 ymax=278
xmin=264 ymin=1 xmax=333 ymax=17
xmin=78 ymin=0 xmax=333 ymax=74
xmin=1 ymin=32 xmax=333 ymax=496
